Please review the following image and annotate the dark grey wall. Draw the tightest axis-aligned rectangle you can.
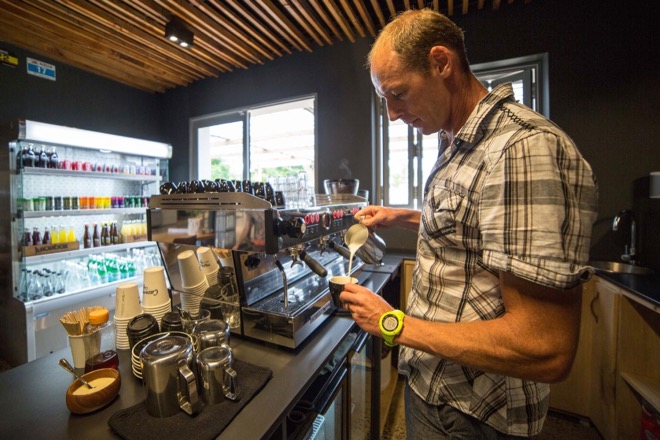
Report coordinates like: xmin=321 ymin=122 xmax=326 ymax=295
xmin=0 ymin=42 xmax=164 ymax=143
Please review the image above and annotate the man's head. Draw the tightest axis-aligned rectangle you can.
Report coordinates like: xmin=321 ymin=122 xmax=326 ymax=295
xmin=368 ymin=9 xmax=474 ymax=135
xmin=367 ymin=9 xmax=470 ymax=76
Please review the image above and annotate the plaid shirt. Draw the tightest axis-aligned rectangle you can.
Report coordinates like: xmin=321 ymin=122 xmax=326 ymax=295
xmin=399 ymin=83 xmax=598 ymax=436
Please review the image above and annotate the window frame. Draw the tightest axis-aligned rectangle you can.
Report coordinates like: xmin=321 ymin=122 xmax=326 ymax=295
xmin=189 ymin=94 xmax=317 ymax=183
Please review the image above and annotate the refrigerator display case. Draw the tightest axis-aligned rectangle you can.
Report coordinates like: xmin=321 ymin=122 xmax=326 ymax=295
xmin=0 ymin=120 xmax=172 ymax=366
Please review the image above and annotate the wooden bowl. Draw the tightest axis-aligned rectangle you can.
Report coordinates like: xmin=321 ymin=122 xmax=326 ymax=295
xmin=65 ymin=368 xmax=121 ymax=414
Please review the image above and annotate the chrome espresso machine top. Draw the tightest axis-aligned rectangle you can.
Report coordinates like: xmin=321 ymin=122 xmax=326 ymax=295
xmin=147 ymin=185 xmax=367 ymax=348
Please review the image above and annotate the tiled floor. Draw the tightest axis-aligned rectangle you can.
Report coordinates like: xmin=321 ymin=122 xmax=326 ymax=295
xmin=382 ymin=378 xmax=603 ymax=439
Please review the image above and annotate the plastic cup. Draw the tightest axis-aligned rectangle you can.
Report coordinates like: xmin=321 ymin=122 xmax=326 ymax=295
xmin=115 ymin=282 xmax=142 ymax=318
xmin=177 ymin=250 xmax=205 ymax=288
xmin=142 ymin=266 xmax=170 ymax=308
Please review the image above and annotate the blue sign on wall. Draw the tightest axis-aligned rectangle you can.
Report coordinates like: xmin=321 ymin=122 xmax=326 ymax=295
xmin=26 ymin=57 xmax=56 ymax=81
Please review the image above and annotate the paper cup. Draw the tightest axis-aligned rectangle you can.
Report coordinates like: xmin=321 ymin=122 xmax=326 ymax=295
xmin=142 ymin=266 xmax=170 ymax=308
xmin=115 ymin=282 xmax=142 ymax=318
xmin=177 ymin=250 xmax=205 ymax=288
xmin=328 ymin=276 xmax=358 ymax=308
xmin=196 ymin=247 xmax=220 ymax=275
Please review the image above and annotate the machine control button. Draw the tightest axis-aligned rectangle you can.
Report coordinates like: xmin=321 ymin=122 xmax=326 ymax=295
xmin=274 ymin=217 xmax=306 ymax=238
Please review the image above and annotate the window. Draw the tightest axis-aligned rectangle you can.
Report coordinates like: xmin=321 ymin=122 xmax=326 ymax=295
xmin=377 ymin=54 xmax=547 ymax=208
xmin=191 ymin=96 xmax=316 ymax=193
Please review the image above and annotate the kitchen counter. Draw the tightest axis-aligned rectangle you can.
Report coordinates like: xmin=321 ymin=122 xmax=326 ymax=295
xmin=0 ymin=268 xmax=398 ymax=440
xmin=595 ymin=270 xmax=660 ymax=311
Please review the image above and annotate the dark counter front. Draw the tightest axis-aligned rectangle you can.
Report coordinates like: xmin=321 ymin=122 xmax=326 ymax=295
xmin=0 ymin=269 xmax=396 ymax=440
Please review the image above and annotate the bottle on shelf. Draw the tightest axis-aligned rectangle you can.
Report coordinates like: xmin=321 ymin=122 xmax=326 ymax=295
xmin=43 ymin=227 xmax=51 ymax=245
xmin=96 ymin=257 xmax=108 ymax=283
xmin=83 ymin=307 xmax=118 ymax=373
xmin=111 ymin=221 xmax=120 ymax=245
xmin=92 ymin=223 xmax=100 ymax=248
xmin=101 ymin=222 xmax=110 ymax=246
xmin=48 ymin=146 xmax=59 ymax=169
xmin=67 ymin=226 xmax=76 ymax=244
xmin=51 ymin=226 xmax=59 ymax=244
xmin=32 ymin=227 xmax=42 ymax=246
xmin=23 ymin=144 xmax=36 ymax=167
xmin=59 ymin=225 xmax=68 ymax=244
xmin=106 ymin=256 xmax=120 ymax=282
xmin=37 ymin=145 xmax=49 ymax=168
xmin=83 ymin=224 xmax=91 ymax=249
xmin=24 ymin=228 xmax=33 ymax=247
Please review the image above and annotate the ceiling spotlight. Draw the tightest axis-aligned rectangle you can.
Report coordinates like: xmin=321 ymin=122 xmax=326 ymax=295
xmin=165 ymin=17 xmax=194 ymax=48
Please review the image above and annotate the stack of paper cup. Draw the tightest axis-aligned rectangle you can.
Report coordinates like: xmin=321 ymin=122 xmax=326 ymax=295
xmin=177 ymin=250 xmax=209 ymax=315
xmin=197 ymin=247 xmax=220 ymax=287
xmin=141 ymin=266 xmax=172 ymax=325
xmin=115 ymin=282 xmax=142 ymax=350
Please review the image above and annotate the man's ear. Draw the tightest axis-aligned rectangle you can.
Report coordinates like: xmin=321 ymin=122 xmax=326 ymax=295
xmin=429 ymin=46 xmax=452 ymax=78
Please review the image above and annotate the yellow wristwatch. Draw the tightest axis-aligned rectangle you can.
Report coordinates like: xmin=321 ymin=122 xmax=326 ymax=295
xmin=379 ymin=310 xmax=405 ymax=347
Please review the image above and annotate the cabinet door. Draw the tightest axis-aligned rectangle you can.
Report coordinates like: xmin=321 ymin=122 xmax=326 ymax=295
xmin=588 ymin=278 xmax=620 ymax=440
xmin=549 ymin=281 xmax=593 ymax=416
xmin=400 ymin=259 xmax=415 ymax=312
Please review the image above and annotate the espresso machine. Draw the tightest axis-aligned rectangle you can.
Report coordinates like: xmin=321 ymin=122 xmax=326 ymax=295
xmin=147 ymin=183 xmax=367 ymax=348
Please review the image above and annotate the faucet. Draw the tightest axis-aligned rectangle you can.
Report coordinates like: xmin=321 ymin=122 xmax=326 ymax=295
xmin=612 ymin=209 xmax=636 ymax=264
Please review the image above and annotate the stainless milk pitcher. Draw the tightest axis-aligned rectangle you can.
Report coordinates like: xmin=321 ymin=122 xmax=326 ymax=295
xmin=140 ymin=335 xmax=201 ymax=417
xmin=355 ymin=230 xmax=386 ymax=265
xmin=196 ymin=345 xmax=238 ymax=404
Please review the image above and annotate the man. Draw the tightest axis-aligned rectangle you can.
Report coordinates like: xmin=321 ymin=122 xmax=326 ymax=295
xmin=340 ymin=9 xmax=598 ymax=439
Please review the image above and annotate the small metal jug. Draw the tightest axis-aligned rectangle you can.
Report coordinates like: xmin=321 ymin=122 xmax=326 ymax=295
xmin=140 ymin=335 xmax=200 ymax=417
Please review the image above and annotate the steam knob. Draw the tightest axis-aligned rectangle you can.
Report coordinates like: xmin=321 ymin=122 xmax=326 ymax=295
xmin=274 ymin=217 xmax=306 ymax=238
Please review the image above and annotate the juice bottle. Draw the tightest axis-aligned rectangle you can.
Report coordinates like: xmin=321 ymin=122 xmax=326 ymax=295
xmin=67 ymin=226 xmax=76 ymax=244
xmin=51 ymin=226 xmax=59 ymax=244
xmin=59 ymin=225 xmax=67 ymax=243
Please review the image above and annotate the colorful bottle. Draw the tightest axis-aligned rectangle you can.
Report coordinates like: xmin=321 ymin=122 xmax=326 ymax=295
xmin=59 ymin=225 xmax=67 ymax=243
xmin=66 ymin=226 xmax=76 ymax=243
xmin=32 ymin=227 xmax=42 ymax=246
xmin=83 ymin=223 xmax=91 ymax=249
xmin=51 ymin=226 xmax=59 ymax=244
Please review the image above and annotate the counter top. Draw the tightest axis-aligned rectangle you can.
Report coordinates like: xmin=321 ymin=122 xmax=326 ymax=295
xmin=595 ymin=270 xmax=660 ymax=311
xmin=0 ymin=269 xmax=397 ymax=440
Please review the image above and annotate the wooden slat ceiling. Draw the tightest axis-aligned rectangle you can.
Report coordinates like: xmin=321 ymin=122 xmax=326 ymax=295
xmin=0 ymin=0 xmax=531 ymax=93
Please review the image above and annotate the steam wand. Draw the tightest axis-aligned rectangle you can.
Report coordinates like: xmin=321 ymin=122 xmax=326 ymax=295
xmin=273 ymin=255 xmax=289 ymax=309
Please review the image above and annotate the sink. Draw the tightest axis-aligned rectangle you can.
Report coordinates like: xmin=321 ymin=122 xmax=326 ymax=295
xmin=589 ymin=261 xmax=656 ymax=275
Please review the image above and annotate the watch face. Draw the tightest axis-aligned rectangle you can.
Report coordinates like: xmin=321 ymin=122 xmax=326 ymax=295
xmin=383 ymin=315 xmax=399 ymax=332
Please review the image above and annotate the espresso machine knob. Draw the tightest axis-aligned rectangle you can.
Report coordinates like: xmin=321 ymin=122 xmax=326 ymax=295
xmin=274 ymin=217 xmax=306 ymax=238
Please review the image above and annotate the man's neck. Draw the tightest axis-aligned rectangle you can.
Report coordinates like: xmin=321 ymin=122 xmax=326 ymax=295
xmin=447 ymin=74 xmax=488 ymax=137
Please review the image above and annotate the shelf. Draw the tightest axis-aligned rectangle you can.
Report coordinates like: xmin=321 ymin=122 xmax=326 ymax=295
xmin=20 ymin=166 xmax=162 ymax=182
xmin=24 ymin=241 xmax=154 ymax=264
xmin=621 ymin=372 xmax=660 ymax=412
xmin=22 ymin=207 xmax=147 ymax=218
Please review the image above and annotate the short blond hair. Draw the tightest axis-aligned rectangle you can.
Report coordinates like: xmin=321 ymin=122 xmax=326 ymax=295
xmin=368 ymin=9 xmax=470 ymax=74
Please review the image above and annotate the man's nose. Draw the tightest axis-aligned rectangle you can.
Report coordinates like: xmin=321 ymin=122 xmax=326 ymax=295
xmin=386 ymin=102 xmax=402 ymax=122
